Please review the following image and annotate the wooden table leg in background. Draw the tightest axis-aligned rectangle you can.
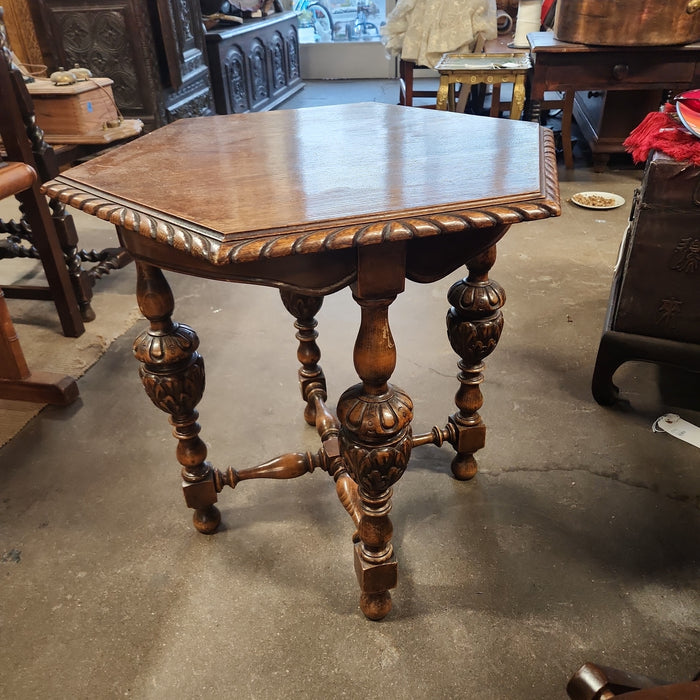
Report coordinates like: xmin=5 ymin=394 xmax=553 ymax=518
xmin=279 ymin=290 xmax=327 ymax=427
xmin=445 ymin=245 xmax=506 ymax=480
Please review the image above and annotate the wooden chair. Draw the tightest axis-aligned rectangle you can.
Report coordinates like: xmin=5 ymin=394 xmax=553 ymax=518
xmin=567 ymin=662 xmax=700 ymax=700
xmin=0 ymin=8 xmax=131 ymax=337
xmin=399 ymin=58 xmax=440 ymax=107
xmin=0 ymin=160 xmax=78 ymax=404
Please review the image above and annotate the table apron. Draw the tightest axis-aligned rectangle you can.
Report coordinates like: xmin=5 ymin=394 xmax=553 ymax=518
xmin=118 ymin=224 xmax=510 ymax=294
xmin=531 ymin=60 xmax=697 ymax=96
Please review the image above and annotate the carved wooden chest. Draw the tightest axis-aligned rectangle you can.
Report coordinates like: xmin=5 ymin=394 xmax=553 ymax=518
xmin=205 ymin=12 xmax=303 ymax=114
xmin=592 ymin=150 xmax=700 ymax=405
xmin=613 ymin=151 xmax=700 ymax=344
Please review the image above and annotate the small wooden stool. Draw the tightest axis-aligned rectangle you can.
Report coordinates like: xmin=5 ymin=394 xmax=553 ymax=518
xmin=435 ymin=51 xmax=531 ymax=119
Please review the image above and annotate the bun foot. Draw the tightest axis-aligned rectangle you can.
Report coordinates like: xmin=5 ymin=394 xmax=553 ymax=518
xmin=360 ymin=591 xmax=392 ymax=621
xmin=303 ymin=402 xmax=316 ymax=426
xmin=193 ymin=505 xmax=221 ymax=534
xmin=80 ymin=302 xmax=96 ymax=322
xmin=451 ymin=454 xmax=477 ymax=480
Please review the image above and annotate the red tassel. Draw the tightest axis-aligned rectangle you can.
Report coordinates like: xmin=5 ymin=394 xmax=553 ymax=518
xmin=623 ymin=112 xmax=675 ymax=163
xmin=623 ymin=110 xmax=700 ymax=166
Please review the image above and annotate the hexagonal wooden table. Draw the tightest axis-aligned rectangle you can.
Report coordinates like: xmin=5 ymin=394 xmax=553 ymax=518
xmin=44 ymin=103 xmax=560 ymax=619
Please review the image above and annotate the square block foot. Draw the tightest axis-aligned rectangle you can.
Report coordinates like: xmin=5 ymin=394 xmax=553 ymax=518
xmin=449 ymin=417 xmax=486 ymax=454
xmin=354 ymin=543 xmax=397 ymax=593
xmin=182 ymin=473 xmax=218 ymax=510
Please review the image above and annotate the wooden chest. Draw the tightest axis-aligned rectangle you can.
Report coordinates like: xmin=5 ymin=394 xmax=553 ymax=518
xmin=205 ymin=13 xmax=303 ymax=114
xmin=592 ymin=150 xmax=700 ymax=404
xmin=612 ymin=151 xmax=700 ymax=344
xmin=26 ymin=77 xmax=118 ymax=140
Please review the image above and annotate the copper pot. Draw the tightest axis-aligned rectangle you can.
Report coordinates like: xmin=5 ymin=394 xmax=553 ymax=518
xmin=554 ymin=0 xmax=700 ymax=46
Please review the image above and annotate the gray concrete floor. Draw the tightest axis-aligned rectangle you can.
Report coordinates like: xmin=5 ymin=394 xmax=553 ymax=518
xmin=1 ymin=81 xmax=699 ymax=699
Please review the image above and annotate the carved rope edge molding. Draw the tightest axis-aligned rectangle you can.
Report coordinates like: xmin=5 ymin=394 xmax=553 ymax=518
xmin=42 ymin=130 xmax=560 ymax=266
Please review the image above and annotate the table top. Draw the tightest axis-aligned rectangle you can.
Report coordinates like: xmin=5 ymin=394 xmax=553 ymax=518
xmin=528 ymin=31 xmax=700 ymax=54
xmin=44 ymin=103 xmax=559 ymax=265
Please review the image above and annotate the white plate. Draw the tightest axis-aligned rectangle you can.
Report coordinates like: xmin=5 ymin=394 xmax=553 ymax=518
xmin=571 ymin=191 xmax=625 ymax=210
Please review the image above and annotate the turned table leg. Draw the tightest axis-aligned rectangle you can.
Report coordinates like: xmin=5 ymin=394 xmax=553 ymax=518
xmin=446 ymin=245 xmax=505 ymax=480
xmin=132 ymin=261 xmax=220 ymax=534
xmin=336 ymin=245 xmax=412 ymax=620
xmin=279 ymin=290 xmax=327 ymax=426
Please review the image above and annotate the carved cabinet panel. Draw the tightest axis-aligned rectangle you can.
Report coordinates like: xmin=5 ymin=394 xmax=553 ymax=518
xmin=206 ymin=13 xmax=303 ymax=114
xmin=28 ymin=0 xmax=214 ymax=130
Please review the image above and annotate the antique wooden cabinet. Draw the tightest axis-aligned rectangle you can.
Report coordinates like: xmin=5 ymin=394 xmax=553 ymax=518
xmin=205 ymin=12 xmax=303 ymax=115
xmin=592 ymin=151 xmax=700 ymax=404
xmin=529 ymin=33 xmax=700 ymax=171
xmin=28 ymin=0 xmax=214 ymax=131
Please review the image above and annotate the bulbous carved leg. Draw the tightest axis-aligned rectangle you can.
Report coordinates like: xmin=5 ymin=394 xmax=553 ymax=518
xmin=446 ymin=246 xmax=505 ymax=480
xmin=337 ymin=295 xmax=413 ymax=621
xmin=132 ymin=262 xmax=220 ymax=534
xmin=279 ymin=290 xmax=326 ymax=426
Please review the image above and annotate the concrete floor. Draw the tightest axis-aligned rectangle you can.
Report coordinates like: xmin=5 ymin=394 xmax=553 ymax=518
xmin=1 ymin=81 xmax=699 ymax=699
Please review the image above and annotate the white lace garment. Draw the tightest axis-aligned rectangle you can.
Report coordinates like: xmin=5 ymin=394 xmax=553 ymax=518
xmin=381 ymin=0 xmax=498 ymax=68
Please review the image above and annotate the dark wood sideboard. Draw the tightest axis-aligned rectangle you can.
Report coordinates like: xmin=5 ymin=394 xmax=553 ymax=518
xmin=205 ymin=12 xmax=303 ymax=115
xmin=529 ymin=32 xmax=700 ymax=170
xmin=28 ymin=0 xmax=214 ymax=131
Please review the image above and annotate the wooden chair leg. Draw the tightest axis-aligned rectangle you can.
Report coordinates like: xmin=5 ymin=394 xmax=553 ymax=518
xmin=399 ymin=59 xmax=413 ymax=106
xmin=48 ymin=198 xmax=96 ymax=322
xmin=10 ymin=184 xmax=86 ymax=337
xmin=0 ymin=288 xmax=79 ymax=404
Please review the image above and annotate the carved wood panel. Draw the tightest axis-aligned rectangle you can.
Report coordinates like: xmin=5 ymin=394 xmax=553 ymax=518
xmin=223 ymin=46 xmax=250 ymax=113
xmin=28 ymin=0 xmax=213 ymax=130
xmin=613 ymin=152 xmax=700 ymax=344
xmin=206 ymin=13 xmax=303 ymax=115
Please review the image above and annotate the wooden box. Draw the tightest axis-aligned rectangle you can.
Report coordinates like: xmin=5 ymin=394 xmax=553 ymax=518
xmin=26 ymin=77 xmax=118 ymax=140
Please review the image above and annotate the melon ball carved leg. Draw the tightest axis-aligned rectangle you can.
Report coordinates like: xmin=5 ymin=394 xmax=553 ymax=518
xmin=337 ymin=294 xmax=413 ymax=621
xmin=132 ymin=262 xmax=220 ymax=534
xmin=446 ymin=246 xmax=505 ymax=480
